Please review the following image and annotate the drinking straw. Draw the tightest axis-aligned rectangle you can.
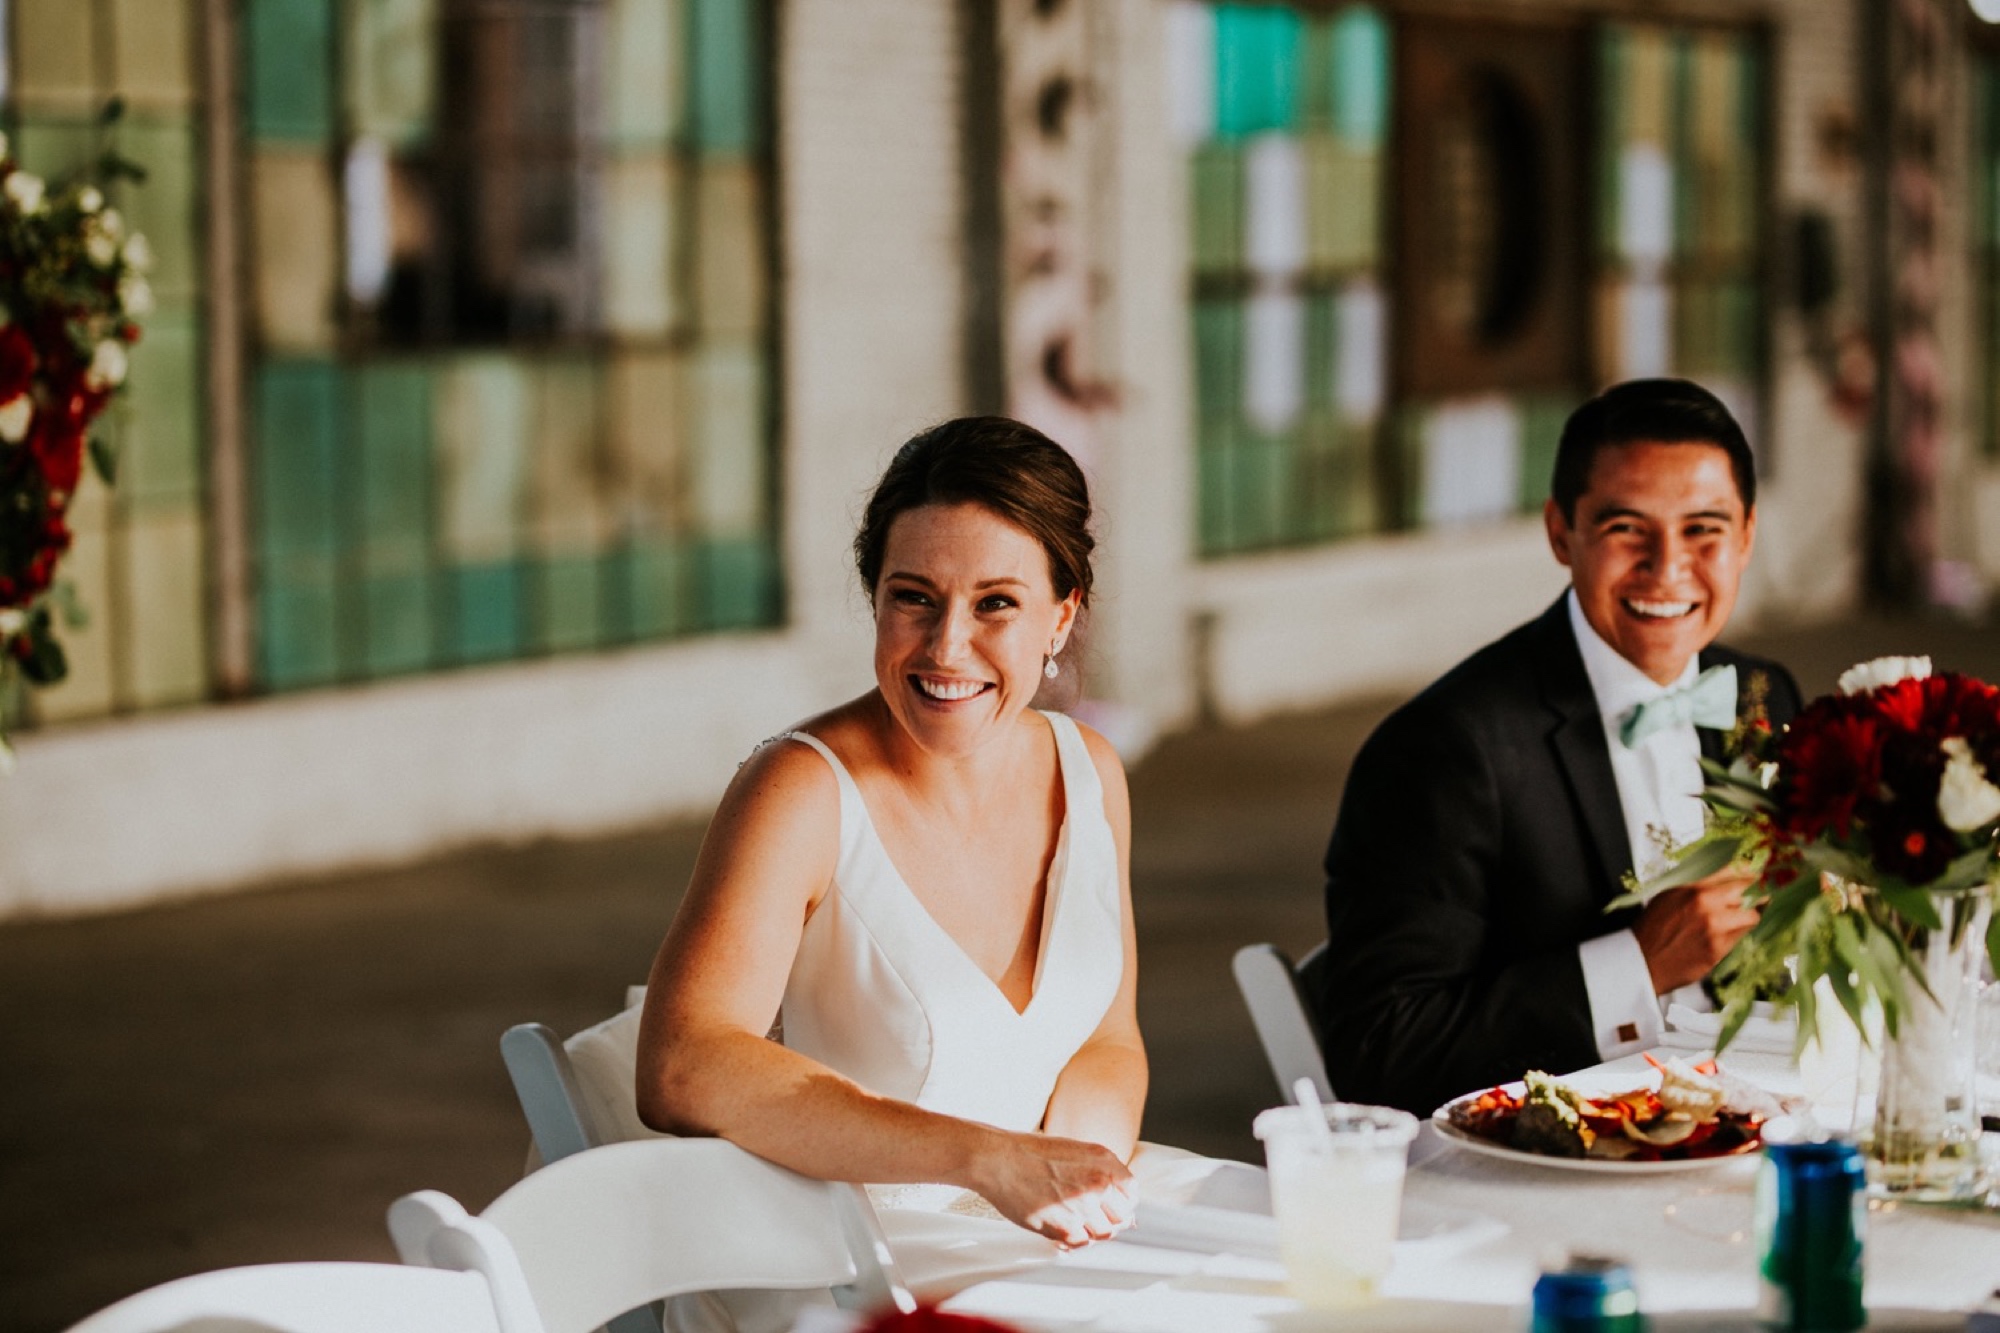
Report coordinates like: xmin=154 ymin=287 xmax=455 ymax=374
xmin=1293 ymin=1076 xmax=1337 ymax=1148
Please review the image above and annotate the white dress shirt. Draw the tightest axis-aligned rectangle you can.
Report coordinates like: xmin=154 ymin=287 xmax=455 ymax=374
xmin=1566 ymin=592 xmax=1713 ymax=1061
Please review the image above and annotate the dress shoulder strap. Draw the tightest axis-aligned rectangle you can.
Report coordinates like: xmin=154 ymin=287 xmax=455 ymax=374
xmin=1040 ymin=710 xmax=1102 ymax=807
xmin=771 ymin=730 xmax=856 ymax=788
xmin=762 ymin=731 xmax=864 ymax=863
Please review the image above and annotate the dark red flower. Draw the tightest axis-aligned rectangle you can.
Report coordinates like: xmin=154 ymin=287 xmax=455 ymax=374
xmin=1775 ymin=703 xmax=1881 ymax=839
xmin=0 ymin=323 xmax=34 ymax=402
xmin=28 ymin=417 xmax=83 ymax=496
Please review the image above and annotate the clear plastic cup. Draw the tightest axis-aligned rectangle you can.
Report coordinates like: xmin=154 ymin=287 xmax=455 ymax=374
xmin=1252 ymin=1101 xmax=1419 ymax=1308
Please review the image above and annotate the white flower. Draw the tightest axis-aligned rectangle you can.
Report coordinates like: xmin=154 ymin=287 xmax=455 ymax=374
xmin=84 ymin=340 xmax=127 ymax=391
xmin=5 ymin=171 xmax=45 ymax=215
xmin=76 ymin=185 xmax=102 ymax=214
xmin=1837 ymin=656 xmax=1933 ymax=695
xmin=119 ymin=273 xmax=153 ymax=316
xmin=0 ymin=607 xmax=23 ymax=636
xmin=1938 ymin=737 xmax=2000 ymax=832
xmin=0 ymin=393 xmax=33 ymax=443
xmin=84 ymin=224 xmax=117 ymax=267
xmin=122 ymin=232 xmax=153 ymax=272
xmin=98 ymin=207 xmax=124 ymax=240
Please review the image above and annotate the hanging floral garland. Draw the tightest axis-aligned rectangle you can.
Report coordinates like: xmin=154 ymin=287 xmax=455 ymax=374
xmin=0 ymin=101 xmax=151 ymax=770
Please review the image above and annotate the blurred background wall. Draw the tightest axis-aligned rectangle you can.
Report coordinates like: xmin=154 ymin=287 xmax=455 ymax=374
xmin=0 ymin=0 xmax=1994 ymax=916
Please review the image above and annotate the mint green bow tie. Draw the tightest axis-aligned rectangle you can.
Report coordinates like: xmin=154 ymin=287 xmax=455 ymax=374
xmin=1618 ymin=664 xmax=1738 ymax=748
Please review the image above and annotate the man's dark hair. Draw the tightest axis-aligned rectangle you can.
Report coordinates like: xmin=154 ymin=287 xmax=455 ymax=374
xmin=1550 ymin=378 xmax=1755 ymax=522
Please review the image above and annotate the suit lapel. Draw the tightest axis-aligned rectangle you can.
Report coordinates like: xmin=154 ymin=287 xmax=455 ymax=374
xmin=1533 ymin=599 xmax=1634 ymax=898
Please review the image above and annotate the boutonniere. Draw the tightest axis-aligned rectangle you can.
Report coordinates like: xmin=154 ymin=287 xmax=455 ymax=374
xmin=1721 ymin=667 xmax=1772 ymax=760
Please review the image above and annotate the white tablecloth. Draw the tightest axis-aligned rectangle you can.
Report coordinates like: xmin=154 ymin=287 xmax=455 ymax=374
xmin=937 ymin=1050 xmax=2000 ymax=1332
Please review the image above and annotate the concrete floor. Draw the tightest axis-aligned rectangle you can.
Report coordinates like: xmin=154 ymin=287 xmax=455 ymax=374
xmin=4 ymin=611 xmax=1999 ymax=1332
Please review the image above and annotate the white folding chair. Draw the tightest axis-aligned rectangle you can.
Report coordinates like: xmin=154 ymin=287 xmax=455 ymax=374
xmin=496 ymin=995 xmax=911 ymax=1333
xmin=1231 ymin=942 xmax=1333 ymax=1102
xmin=391 ymin=1138 xmax=914 ymax=1333
xmin=499 ymin=994 xmax=669 ymax=1333
xmin=60 ymin=1261 xmax=504 ymax=1333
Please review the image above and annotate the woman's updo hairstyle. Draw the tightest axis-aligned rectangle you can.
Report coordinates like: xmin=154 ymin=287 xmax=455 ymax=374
xmin=854 ymin=416 xmax=1095 ymax=607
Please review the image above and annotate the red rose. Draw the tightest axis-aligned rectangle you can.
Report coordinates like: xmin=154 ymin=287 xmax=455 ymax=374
xmin=0 ymin=323 xmax=34 ymax=402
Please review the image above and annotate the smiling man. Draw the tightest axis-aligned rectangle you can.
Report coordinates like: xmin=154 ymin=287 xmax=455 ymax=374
xmin=1307 ymin=378 xmax=1803 ymax=1115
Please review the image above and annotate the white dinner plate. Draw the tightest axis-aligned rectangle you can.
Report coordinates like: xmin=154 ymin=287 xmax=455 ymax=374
xmin=1429 ymin=1075 xmax=1765 ymax=1174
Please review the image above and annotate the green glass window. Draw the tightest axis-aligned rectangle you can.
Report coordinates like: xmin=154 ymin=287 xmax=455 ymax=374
xmin=1594 ymin=22 xmax=1767 ymax=446
xmin=1178 ymin=3 xmax=1391 ymax=557
xmin=1177 ymin=6 xmax=1768 ymax=556
xmin=243 ymin=0 xmax=780 ymax=692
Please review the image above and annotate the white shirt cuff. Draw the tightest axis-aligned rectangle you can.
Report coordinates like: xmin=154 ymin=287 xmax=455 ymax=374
xmin=1578 ymin=930 xmax=1663 ymax=1061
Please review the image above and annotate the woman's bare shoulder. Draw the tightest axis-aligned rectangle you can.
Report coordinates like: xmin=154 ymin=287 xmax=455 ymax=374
xmin=1063 ymin=714 xmax=1129 ymax=783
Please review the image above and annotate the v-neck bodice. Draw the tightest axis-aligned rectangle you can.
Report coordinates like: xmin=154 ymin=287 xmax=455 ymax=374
xmin=776 ymin=711 xmax=1123 ymax=1201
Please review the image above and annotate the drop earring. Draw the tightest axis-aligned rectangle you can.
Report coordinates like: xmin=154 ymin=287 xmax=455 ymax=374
xmin=1044 ymin=652 xmax=1061 ymax=680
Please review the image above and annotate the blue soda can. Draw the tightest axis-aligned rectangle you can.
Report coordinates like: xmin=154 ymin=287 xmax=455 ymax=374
xmin=1755 ymin=1140 xmax=1866 ymax=1330
xmin=1532 ymin=1254 xmax=1644 ymax=1332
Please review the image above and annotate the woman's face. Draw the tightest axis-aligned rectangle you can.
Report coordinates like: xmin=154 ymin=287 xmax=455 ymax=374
xmin=873 ymin=502 xmax=1080 ymax=758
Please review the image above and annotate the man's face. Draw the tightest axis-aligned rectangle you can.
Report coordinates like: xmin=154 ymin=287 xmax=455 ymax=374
xmin=1544 ymin=440 xmax=1756 ymax=685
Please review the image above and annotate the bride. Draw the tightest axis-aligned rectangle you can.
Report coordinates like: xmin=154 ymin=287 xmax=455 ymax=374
xmin=636 ymin=416 xmax=1146 ymax=1275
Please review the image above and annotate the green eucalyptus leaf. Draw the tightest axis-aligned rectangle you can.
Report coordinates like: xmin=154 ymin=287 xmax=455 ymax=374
xmin=1707 ymin=785 xmax=1776 ymax=816
xmin=1794 ymin=977 xmax=1819 ymax=1054
xmin=88 ymin=435 xmax=117 ymax=486
xmin=1988 ymin=904 xmax=2000 ymax=978
xmin=1661 ymin=834 xmax=1746 ymax=888
xmin=19 ymin=610 xmax=66 ymax=686
xmin=1875 ymin=884 xmax=1944 ymax=931
xmin=1931 ymin=845 xmax=2000 ymax=896
xmin=1714 ymin=999 xmax=1754 ymax=1056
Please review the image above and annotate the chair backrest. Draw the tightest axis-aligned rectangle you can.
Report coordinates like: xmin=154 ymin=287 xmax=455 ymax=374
xmin=495 ymin=1000 xmax=911 ymax=1332
xmin=1231 ymin=942 xmax=1333 ymax=1103
xmin=61 ymin=1262 xmax=504 ymax=1333
xmin=501 ymin=988 xmax=663 ymax=1167
xmin=391 ymin=1138 xmax=913 ymax=1333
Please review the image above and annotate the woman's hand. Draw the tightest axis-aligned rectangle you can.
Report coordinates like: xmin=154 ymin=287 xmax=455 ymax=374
xmin=974 ymin=1129 xmax=1137 ymax=1248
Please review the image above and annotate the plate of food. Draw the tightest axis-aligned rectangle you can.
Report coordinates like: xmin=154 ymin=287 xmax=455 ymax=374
xmin=1432 ymin=1056 xmax=1789 ymax=1173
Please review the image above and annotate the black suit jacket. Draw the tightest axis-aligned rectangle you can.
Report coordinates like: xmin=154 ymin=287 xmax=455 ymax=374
xmin=1308 ymin=597 xmax=1802 ymax=1115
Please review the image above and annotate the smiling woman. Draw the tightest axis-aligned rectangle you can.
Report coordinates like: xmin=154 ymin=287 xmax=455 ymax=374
xmin=636 ymin=417 xmax=1199 ymax=1328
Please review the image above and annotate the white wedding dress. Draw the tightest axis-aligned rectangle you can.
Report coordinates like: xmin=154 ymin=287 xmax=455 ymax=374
xmin=671 ymin=712 xmax=1213 ymax=1331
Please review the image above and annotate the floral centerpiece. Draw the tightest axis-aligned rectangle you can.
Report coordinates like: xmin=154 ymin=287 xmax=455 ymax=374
xmin=0 ymin=102 xmax=151 ymax=770
xmin=1623 ymin=655 xmax=2000 ymax=1199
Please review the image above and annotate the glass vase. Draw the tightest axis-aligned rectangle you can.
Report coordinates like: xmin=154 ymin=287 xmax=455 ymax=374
xmin=1858 ymin=888 xmax=1992 ymax=1202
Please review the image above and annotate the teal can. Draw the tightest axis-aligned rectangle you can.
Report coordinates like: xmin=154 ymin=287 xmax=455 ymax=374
xmin=1531 ymin=1254 xmax=1644 ymax=1332
xmin=1755 ymin=1140 xmax=1867 ymax=1330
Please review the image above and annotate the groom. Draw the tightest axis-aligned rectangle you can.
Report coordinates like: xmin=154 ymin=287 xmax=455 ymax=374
xmin=1308 ymin=379 xmax=1802 ymax=1115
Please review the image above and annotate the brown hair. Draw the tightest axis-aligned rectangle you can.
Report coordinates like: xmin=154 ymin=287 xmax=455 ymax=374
xmin=854 ymin=416 xmax=1095 ymax=605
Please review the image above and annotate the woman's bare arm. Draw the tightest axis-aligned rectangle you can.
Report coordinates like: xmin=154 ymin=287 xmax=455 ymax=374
xmin=1040 ymin=724 xmax=1147 ymax=1160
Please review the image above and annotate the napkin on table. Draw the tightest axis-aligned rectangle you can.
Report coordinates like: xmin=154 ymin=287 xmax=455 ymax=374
xmin=1660 ymin=1003 xmax=1795 ymax=1056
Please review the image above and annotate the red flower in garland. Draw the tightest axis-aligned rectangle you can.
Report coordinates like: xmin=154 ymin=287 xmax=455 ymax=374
xmin=0 ymin=323 xmax=34 ymax=403
xmin=27 ymin=414 xmax=84 ymax=497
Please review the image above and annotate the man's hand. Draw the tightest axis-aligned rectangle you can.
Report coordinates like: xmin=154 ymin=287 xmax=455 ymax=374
xmin=1631 ymin=867 xmax=1760 ymax=994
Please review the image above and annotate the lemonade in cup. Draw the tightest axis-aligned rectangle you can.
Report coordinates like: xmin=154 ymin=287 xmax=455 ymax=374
xmin=1253 ymin=1101 xmax=1418 ymax=1308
